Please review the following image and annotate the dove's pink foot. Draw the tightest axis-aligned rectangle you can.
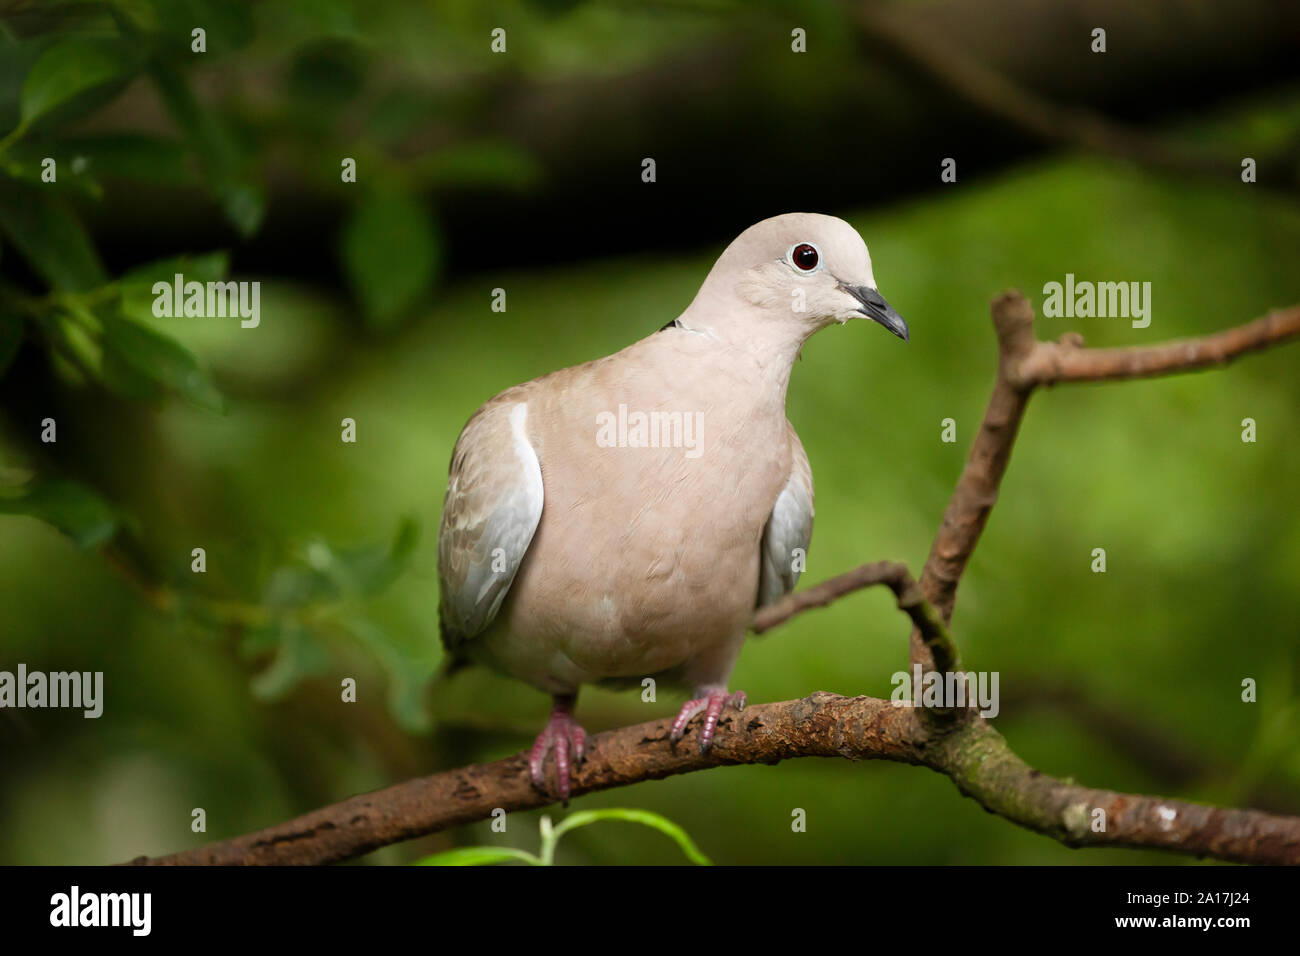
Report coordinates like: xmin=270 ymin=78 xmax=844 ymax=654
xmin=670 ymin=686 xmax=747 ymax=753
xmin=529 ymin=694 xmax=586 ymax=800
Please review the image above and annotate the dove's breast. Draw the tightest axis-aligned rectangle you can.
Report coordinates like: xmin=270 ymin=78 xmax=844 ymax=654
xmin=471 ymin=332 xmax=793 ymax=694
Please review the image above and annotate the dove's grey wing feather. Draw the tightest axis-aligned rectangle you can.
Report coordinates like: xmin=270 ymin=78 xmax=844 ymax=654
xmin=438 ymin=395 xmax=543 ymax=651
xmin=757 ymin=421 xmax=814 ymax=608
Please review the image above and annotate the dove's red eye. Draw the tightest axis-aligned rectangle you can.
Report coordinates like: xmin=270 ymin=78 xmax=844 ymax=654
xmin=791 ymin=243 xmax=819 ymax=271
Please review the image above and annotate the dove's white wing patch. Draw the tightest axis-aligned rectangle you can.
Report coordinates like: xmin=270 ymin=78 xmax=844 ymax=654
xmin=438 ymin=399 xmax=544 ymax=647
xmin=757 ymin=422 xmax=814 ymax=608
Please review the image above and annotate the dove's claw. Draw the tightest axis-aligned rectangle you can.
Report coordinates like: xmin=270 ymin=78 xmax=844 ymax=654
xmin=529 ymin=695 xmax=586 ymax=800
xmin=670 ymin=687 xmax=747 ymax=753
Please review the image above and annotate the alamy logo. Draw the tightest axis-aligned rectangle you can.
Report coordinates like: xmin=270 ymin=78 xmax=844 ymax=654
xmin=890 ymin=665 xmax=1000 ymax=718
xmin=596 ymin=404 xmax=704 ymax=459
xmin=50 ymin=886 xmax=151 ymax=936
xmin=1042 ymin=273 xmax=1151 ymax=328
xmin=152 ymin=273 xmax=260 ymax=328
xmin=0 ymin=664 xmax=102 ymax=718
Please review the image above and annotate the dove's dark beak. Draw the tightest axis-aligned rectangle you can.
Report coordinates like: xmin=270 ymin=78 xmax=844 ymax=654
xmin=841 ymin=284 xmax=910 ymax=342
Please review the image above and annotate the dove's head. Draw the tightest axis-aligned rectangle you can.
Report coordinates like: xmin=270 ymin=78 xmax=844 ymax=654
xmin=683 ymin=212 xmax=909 ymax=345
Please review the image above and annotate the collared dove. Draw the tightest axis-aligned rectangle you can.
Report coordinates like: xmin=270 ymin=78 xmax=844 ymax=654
xmin=438 ymin=212 xmax=908 ymax=797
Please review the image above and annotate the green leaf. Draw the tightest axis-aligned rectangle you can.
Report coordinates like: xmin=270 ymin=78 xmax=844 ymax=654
xmin=0 ymin=32 xmax=35 ymax=138
xmin=249 ymin=621 xmax=329 ymax=701
xmin=390 ymin=516 xmax=420 ymax=564
xmin=548 ymin=809 xmax=712 ymax=865
xmin=21 ymin=36 xmax=138 ymax=128
xmin=59 ymin=134 xmax=193 ymax=185
xmin=0 ymin=311 xmax=22 ymax=379
xmin=45 ymin=309 xmax=104 ymax=383
xmin=101 ymin=314 xmax=226 ymax=412
xmin=120 ymin=251 xmax=230 ymax=288
xmin=260 ymin=564 xmax=335 ymax=610
xmin=150 ymin=63 xmax=264 ymax=237
xmin=117 ymin=251 xmax=229 ymax=320
xmin=0 ymin=142 xmax=103 ymax=198
xmin=412 ymin=846 xmax=541 ymax=866
xmin=334 ymin=517 xmax=419 ymax=595
xmin=237 ymin=624 xmax=281 ymax=657
xmin=0 ymin=178 xmax=107 ymax=291
xmin=98 ymin=342 xmax=163 ymax=401
xmin=221 ymin=183 xmax=265 ymax=237
xmin=0 ymin=479 xmax=119 ymax=549
xmin=343 ymin=614 xmax=432 ymax=733
xmin=340 ymin=188 xmax=439 ymax=329
xmin=257 ymin=519 xmax=417 ymax=611
xmin=293 ymin=517 xmax=419 ymax=602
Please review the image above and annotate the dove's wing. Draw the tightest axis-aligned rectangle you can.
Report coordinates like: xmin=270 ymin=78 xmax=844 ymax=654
xmin=757 ymin=421 xmax=815 ymax=608
xmin=438 ymin=395 xmax=543 ymax=652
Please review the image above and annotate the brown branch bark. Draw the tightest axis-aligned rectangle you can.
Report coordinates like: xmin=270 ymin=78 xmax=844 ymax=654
xmin=130 ymin=691 xmax=1300 ymax=866
xmin=125 ymin=295 xmax=1300 ymax=867
xmin=1004 ymin=677 xmax=1300 ymax=815
xmin=752 ymin=560 xmax=959 ymax=673
xmin=918 ymin=292 xmax=1038 ymax=634
xmin=1014 ymin=306 xmax=1300 ymax=386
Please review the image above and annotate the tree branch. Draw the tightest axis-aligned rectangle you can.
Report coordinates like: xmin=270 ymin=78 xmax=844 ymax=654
xmin=130 ymin=691 xmax=1300 ymax=865
xmin=1002 ymin=676 xmax=1300 ymax=814
xmin=917 ymin=292 xmax=1038 ymax=633
xmin=752 ymin=560 xmax=959 ymax=673
xmin=911 ymin=297 xmax=1299 ymax=658
xmin=126 ymin=294 xmax=1300 ymax=867
xmin=1013 ymin=306 xmax=1300 ymax=386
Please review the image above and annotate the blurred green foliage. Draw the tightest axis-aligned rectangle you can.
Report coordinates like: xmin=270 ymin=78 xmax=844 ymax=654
xmin=414 ymin=808 xmax=712 ymax=865
xmin=0 ymin=0 xmax=1297 ymax=865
